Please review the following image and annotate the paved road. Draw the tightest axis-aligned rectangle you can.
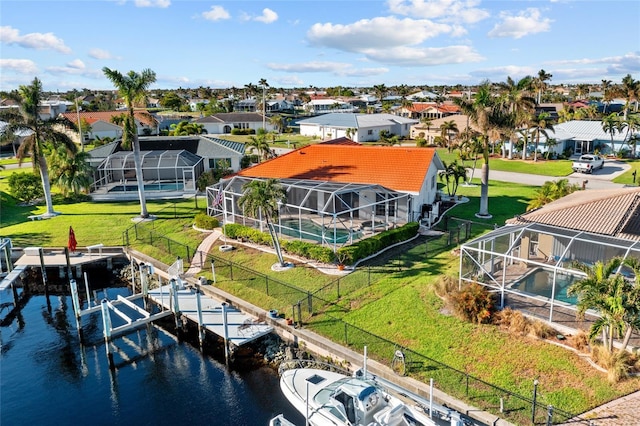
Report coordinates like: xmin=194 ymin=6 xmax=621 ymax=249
xmin=474 ymin=158 xmax=631 ymax=190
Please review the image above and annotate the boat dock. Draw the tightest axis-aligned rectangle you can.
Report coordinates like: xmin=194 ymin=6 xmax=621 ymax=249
xmin=147 ymin=283 xmax=274 ymax=347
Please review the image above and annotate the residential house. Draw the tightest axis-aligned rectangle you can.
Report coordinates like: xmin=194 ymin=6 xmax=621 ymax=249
xmin=59 ymin=110 xmax=158 ymax=143
xmin=459 ymin=187 xmax=640 ymax=336
xmin=410 ymin=114 xmax=478 ymax=144
xmin=87 ymin=135 xmax=245 ymax=199
xmin=396 ymin=102 xmax=460 ymax=121
xmin=195 ymin=112 xmax=273 ymax=134
xmin=234 ymin=99 xmax=257 ymax=112
xmin=189 ymin=98 xmax=210 ymax=112
xmin=206 ymin=142 xmax=444 ymax=249
xmin=298 ymin=113 xmax=418 ymax=142
xmin=304 ymin=99 xmax=355 ymax=114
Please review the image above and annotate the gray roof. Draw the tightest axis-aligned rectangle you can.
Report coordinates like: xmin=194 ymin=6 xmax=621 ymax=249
xmin=550 ymin=120 xmax=628 ymax=142
xmin=195 ymin=112 xmax=265 ymax=123
xmin=198 ymin=135 xmax=246 ymax=157
xmin=298 ymin=113 xmax=418 ymax=129
xmin=87 ymin=141 xmax=119 ymax=159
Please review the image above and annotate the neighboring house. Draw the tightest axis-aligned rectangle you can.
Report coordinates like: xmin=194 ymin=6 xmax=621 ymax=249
xmin=147 ymin=98 xmax=161 ymax=108
xmin=38 ymin=97 xmax=72 ymax=120
xmin=458 ymin=187 xmax=640 ymax=335
xmin=266 ymin=98 xmax=294 ymax=112
xmin=206 ymin=142 xmax=444 ymax=250
xmin=0 ymin=120 xmax=32 ymax=156
xmin=505 ymin=120 xmax=636 ymax=157
xmin=507 ymin=187 xmax=640 ymax=241
xmin=234 ymin=99 xmax=257 ymax=112
xmin=298 ymin=113 xmax=418 ymax=142
xmin=60 ymin=110 xmax=158 ymax=143
xmin=304 ymin=99 xmax=355 ymax=114
xmin=410 ymin=114 xmax=478 ymax=143
xmin=396 ymin=102 xmax=460 ymax=120
xmin=189 ymin=98 xmax=210 ymax=112
xmin=87 ymin=135 xmax=245 ymax=197
xmin=195 ymin=112 xmax=272 ymax=134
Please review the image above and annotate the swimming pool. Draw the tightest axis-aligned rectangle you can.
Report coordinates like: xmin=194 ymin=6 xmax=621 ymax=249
xmin=109 ymin=182 xmax=184 ymax=192
xmin=276 ymin=218 xmax=361 ymax=244
xmin=510 ymin=268 xmax=581 ymax=304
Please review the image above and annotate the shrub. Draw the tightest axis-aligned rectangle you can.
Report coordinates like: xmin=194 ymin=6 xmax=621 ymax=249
xmin=415 ymin=138 xmax=427 ymax=147
xmin=8 ymin=172 xmax=43 ymax=202
xmin=568 ymin=330 xmax=590 ymax=352
xmin=494 ymin=308 xmax=530 ymax=335
xmin=433 ymin=275 xmax=458 ymax=298
xmin=230 ymin=128 xmax=255 ymax=135
xmin=529 ymin=320 xmax=555 ymax=339
xmin=195 ymin=213 xmax=219 ymax=230
xmin=448 ymin=282 xmax=496 ymax=324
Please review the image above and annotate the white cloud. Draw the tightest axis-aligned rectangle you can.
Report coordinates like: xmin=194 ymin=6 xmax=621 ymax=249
xmin=364 ymin=45 xmax=484 ymax=66
xmin=488 ymin=8 xmax=552 ymax=39
xmin=307 ymin=17 xmax=452 ymax=52
xmin=89 ymin=48 xmax=117 ymax=60
xmin=266 ymin=61 xmax=388 ymax=77
xmin=202 ymin=5 xmax=231 ymax=21
xmin=67 ymin=59 xmax=86 ymax=70
xmin=0 ymin=58 xmax=38 ymax=74
xmin=387 ymin=0 xmax=489 ymax=24
xmin=470 ymin=65 xmax=538 ymax=81
xmin=134 ymin=0 xmax=170 ymax=8
xmin=0 ymin=26 xmax=71 ymax=54
xmin=254 ymin=8 xmax=278 ymax=24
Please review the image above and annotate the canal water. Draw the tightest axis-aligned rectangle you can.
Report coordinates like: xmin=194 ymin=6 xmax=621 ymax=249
xmin=1 ymin=290 xmax=305 ymax=426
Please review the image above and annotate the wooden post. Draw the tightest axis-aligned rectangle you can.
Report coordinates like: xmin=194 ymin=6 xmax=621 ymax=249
xmin=64 ymin=247 xmax=73 ymax=279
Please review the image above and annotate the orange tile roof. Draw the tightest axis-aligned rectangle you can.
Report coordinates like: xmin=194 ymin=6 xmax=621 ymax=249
xmin=60 ymin=110 xmax=155 ymax=126
xmin=237 ymin=144 xmax=438 ymax=193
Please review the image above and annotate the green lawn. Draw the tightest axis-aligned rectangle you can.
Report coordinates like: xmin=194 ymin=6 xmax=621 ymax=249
xmin=1 ymin=166 xmax=638 ymax=424
xmin=436 ymin=149 xmax=574 ymax=176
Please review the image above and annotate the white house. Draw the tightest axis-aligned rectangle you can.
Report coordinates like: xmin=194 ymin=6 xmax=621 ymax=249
xmin=298 ymin=113 xmax=418 ymax=142
xmin=206 ymin=142 xmax=444 ymax=250
xmin=304 ymin=99 xmax=355 ymax=114
xmin=195 ymin=112 xmax=273 ymax=134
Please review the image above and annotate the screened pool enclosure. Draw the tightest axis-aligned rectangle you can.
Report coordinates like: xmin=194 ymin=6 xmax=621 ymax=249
xmin=92 ymin=149 xmax=204 ymax=193
xmin=206 ymin=176 xmax=411 ymax=252
xmin=459 ymin=223 xmax=640 ymax=324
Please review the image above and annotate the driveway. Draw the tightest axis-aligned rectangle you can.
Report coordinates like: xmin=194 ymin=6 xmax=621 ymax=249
xmin=474 ymin=158 xmax=632 ymax=190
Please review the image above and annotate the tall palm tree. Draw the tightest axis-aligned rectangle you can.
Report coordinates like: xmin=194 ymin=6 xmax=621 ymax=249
xmin=601 ymin=79 xmax=613 ymax=114
xmin=103 ymin=67 xmax=157 ymax=218
xmin=258 ymin=78 xmax=269 ymax=130
xmin=497 ymin=76 xmax=535 ymax=158
xmin=533 ymin=69 xmax=552 ymax=105
xmin=238 ymin=179 xmax=288 ymax=266
xmin=269 ymin=114 xmax=284 ymax=133
xmin=530 ymin=112 xmax=554 ymax=162
xmin=602 ymin=113 xmax=622 ymax=155
xmin=0 ymin=77 xmax=77 ymax=217
xmin=439 ymin=120 xmax=459 ymax=152
xmin=621 ymin=74 xmax=639 ymax=120
xmin=454 ymin=81 xmax=512 ymax=217
xmin=373 ymin=84 xmax=387 ymax=103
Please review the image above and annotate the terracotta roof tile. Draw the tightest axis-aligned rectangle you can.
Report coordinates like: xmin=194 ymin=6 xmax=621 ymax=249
xmin=507 ymin=187 xmax=640 ymax=240
xmin=237 ymin=144 xmax=438 ymax=193
xmin=60 ymin=110 xmax=155 ymax=126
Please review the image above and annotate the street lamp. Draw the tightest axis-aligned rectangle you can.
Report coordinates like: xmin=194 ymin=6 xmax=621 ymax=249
xmin=532 ymin=379 xmax=539 ymax=424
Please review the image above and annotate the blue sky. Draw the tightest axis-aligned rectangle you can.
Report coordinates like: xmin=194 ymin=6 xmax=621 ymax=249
xmin=1 ymin=0 xmax=639 ymax=92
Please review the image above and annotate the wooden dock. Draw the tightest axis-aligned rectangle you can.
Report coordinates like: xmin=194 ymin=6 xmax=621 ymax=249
xmin=147 ymin=283 xmax=274 ymax=347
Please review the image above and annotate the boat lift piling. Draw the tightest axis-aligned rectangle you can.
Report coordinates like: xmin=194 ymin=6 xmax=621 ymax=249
xmin=101 ymin=299 xmax=114 ymax=369
xmin=221 ymin=302 xmax=230 ymax=363
xmin=195 ymin=285 xmax=205 ymax=349
xmin=38 ymin=248 xmax=49 ymax=298
xmin=69 ymin=279 xmax=84 ymax=341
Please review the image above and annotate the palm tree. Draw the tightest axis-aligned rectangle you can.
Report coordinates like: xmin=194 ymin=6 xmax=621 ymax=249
xmin=497 ymin=76 xmax=535 ymax=158
xmin=454 ymin=80 xmax=512 ymax=217
xmin=103 ymin=67 xmax=157 ymax=218
xmin=246 ymin=128 xmax=272 ymax=162
xmin=533 ymin=69 xmax=552 ymax=105
xmin=0 ymin=77 xmax=77 ymax=217
xmin=601 ymin=79 xmax=613 ymax=114
xmin=373 ymin=84 xmax=387 ymax=103
xmin=602 ymin=113 xmax=622 ymax=155
xmin=46 ymin=144 xmax=93 ymax=196
xmin=530 ymin=112 xmax=554 ymax=162
xmin=526 ymin=178 xmax=579 ymax=211
xmin=439 ymin=160 xmax=468 ymax=198
xmin=238 ymin=179 xmax=288 ymax=267
xmin=568 ymin=257 xmax=640 ymax=354
xmin=439 ymin=120 xmax=459 ymax=152
xmin=258 ymin=78 xmax=269 ymax=130
xmin=269 ymin=114 xmax=284 ymax=133
xmin=621 ymin=74 xmax=639 ymax=120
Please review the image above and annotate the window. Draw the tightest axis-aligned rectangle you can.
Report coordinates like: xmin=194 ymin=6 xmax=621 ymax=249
xmin=210 ymin=158 xmax=231 ymax=169
xmin=368 ymin=130 xmax=373 ymax=135
xmin=431 ymin=175 xmax=436 ymax=189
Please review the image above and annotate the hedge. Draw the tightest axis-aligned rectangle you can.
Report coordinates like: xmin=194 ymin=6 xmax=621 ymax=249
xmin=195 ymin=213 xmax=219 ymax=230
xmin=335 ymin=222 xmax=419 ymax=264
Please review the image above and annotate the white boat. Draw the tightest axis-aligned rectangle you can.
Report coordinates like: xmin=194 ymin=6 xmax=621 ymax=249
xmin=279 ymin=363 xmax=465 ymax=426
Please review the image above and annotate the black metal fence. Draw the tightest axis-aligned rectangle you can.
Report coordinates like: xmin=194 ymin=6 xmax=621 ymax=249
xmin=123 ymin=220 xmax=587 ymax=425
xmin=311 ymin=315 xmax=587 ymax=426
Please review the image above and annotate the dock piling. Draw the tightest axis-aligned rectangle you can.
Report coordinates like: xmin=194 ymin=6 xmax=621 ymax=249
xmin=221 ymin=302 xmax=230 ymax=364
xmin=195 ymin=285 xmax=205 ymax=349
xmin=83 ymin=272 xmax=92 ymax=308
xmin=100 ymin=299 xmax=114 ymax=369
xmin=69 ymin=279 xmax=84 ymax=341
xmin=38 ymin=248 xmax=49 ymax=298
